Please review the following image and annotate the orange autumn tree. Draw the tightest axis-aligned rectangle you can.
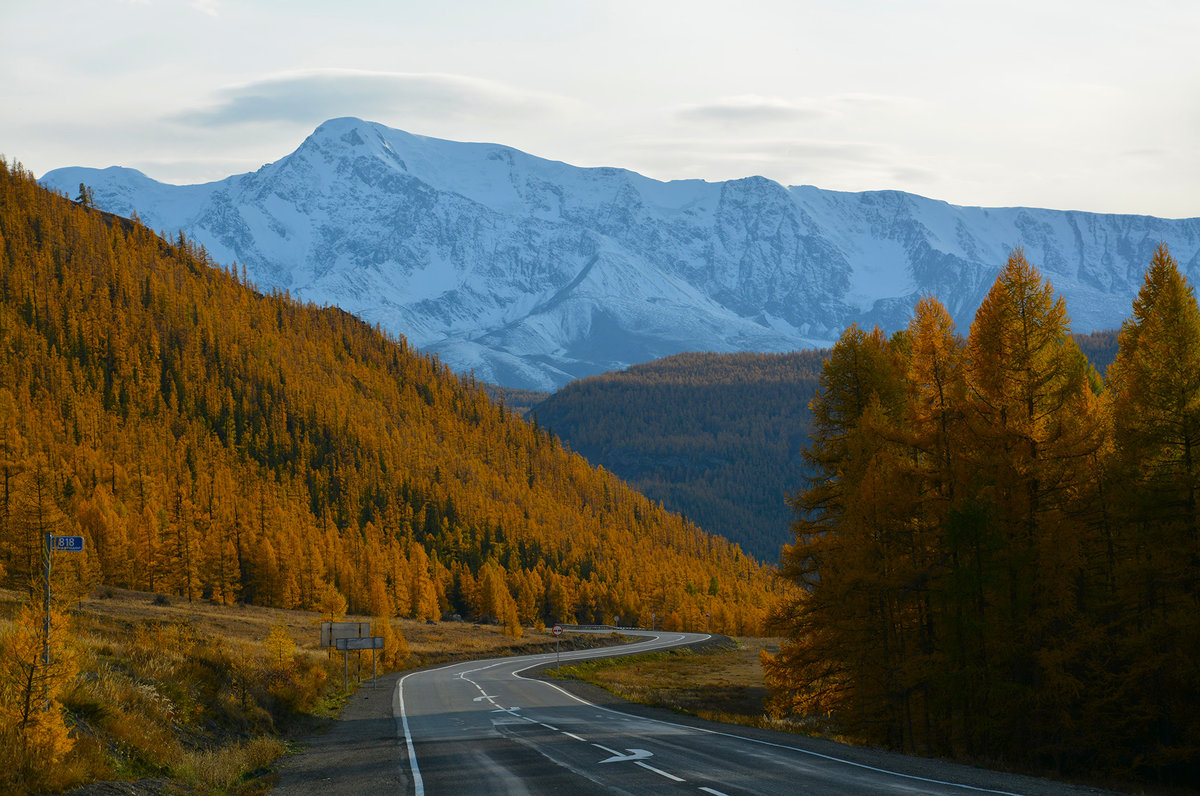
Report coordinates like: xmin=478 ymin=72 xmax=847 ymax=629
xmin=767 ymin=325 xmax=907 ymax=738
xmin=0 ymin=602 xmax=78 ymax=791
xmin=1102 ymin=243 xmax=1200 ymax=775
xmin=958 ymin=249 xmax=1106 ymax=761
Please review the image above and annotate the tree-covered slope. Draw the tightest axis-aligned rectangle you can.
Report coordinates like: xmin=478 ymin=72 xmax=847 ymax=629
xmin=0 ymin=160 xmax=773 ymax=635
xmin=532 ymin=351 xmax=827 ymax=562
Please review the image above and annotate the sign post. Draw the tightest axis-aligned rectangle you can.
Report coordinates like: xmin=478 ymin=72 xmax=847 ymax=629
xmin=43 ymin=534 xmax=84 ymax=710
xmin=335 ymin=636 xmax=384 ymax=691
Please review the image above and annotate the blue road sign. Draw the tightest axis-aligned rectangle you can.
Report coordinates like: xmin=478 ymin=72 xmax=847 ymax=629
xmin=52 ymin=535 xmax=85 ymax=552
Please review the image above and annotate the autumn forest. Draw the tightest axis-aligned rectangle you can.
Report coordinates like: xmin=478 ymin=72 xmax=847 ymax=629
xmin=0 ymin=160 xmax=774 ymax=638
xmin=766 ymin=245 xmax=1200 ymax=782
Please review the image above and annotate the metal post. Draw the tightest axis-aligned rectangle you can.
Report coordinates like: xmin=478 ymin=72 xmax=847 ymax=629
xmin=372 ymin=648 xmax=377 ymax=690
xmin=555 ymin=635 xmax=560 ymax=672
xmin=343 ymin=649 xmax=349 ymax=693
xmin=43 ymin=533 xmax=51 ymax=711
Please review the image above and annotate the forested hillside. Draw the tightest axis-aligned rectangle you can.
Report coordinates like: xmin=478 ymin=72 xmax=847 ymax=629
xmin=533 ymin=351 xmax=827 ymax=562
xmin=533 ymin=337 xmax=1119 ymax=565
xmin=0 ymin=160 xmax=774 ymax=637
xmin=767 ymin=247 xmax=1200 ymax=783
xmin=1072 ymin=328 xmax=1119 ymax=376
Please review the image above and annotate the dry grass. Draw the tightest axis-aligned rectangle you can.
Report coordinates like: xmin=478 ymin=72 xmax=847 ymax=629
xmin=175 ymin=736 xmax=287 ymax=792
xmin=556 ymin=637 xmax=808 ymax=732
xmin=53 ymin=586 xmax=582 ymax=665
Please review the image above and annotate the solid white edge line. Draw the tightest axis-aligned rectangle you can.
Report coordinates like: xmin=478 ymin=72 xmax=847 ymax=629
xmin=510 ymin=632 xmax=1024 ymax=796
xmin=396 ymin=666 xmax=431 ymax=796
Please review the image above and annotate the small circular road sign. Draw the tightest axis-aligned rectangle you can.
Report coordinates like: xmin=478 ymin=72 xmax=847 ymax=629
xmin=552 ymin=624 xmax=563 ymax=636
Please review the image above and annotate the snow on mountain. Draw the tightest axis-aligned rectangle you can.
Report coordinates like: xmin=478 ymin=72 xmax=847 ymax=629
xmin=41 ymin=117 xmax=1200 ymax=391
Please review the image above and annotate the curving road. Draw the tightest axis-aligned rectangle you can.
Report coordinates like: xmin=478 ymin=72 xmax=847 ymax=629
xmin=391 ymin=629 xmax=1114 ymax=796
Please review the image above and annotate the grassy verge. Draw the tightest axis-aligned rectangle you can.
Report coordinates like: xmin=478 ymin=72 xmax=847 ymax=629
xmin=553 ymin=636 xmax=809 ymax=733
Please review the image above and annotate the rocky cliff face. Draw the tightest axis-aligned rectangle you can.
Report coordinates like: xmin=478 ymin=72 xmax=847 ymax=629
xmin=43 ymin=117 xmax=1200 ymax=390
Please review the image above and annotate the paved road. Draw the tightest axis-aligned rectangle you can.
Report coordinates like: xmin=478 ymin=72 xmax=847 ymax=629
xmin=393 ymin=630 xmax=1119 ymax=796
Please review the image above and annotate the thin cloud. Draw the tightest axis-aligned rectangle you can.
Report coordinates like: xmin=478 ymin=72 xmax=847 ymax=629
xmin=675 ymin=95 xmax=828 ymax=125
xmin=190 ymin=0 xmax=220 ymax=16
xmin=174 ymin=69 xmax=576 ymax=128
xmin=615 ymin=135 xmax=933 ymax=193
xmin=629 ymin=136 xmax=887 ymax=166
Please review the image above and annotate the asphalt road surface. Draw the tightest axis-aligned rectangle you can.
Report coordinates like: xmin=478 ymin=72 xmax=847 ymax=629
xmin=388 ymin=629 xmax=1121 ymax=796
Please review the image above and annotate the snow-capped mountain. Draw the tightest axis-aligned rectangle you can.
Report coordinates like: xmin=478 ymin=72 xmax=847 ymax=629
xmin=42 ymin=118 xmax=1200 ymax=391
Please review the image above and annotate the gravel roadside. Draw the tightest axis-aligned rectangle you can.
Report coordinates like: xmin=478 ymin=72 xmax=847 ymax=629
xmin=271 ymin=669 xmax=407 ymax=795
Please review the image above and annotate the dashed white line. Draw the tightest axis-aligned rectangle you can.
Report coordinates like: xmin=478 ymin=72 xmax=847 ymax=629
xmin=699 ymin=788 xmax=731 ymax=796
xmin=635 ymin=760 xmax=685 ymax=782
xmin=563 ymin=732 xmax=587 ymax=742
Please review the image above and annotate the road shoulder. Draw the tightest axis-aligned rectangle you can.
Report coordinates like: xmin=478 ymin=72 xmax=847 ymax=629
xmin=271 ymin=670 xmax=406 ymax=795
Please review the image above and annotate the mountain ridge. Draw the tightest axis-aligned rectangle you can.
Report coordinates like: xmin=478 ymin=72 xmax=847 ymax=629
xmin=42 ymin=117 xmax=1200 ymax=390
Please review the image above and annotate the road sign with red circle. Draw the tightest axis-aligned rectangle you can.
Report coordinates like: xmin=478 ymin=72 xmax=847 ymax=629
xmin=552 ymin=624 xmax=563 ymax=636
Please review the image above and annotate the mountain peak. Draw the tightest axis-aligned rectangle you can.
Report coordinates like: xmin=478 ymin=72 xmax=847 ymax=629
xmin=39 ymin=120 xmax=1200 ymax=391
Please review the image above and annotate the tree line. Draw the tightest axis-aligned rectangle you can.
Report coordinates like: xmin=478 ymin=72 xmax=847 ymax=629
xmin=766 ymin=245 xmax=1199 ymax=782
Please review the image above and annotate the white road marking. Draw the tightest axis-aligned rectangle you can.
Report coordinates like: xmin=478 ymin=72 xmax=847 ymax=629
xmin=563 ymin=732 xmax=587 ymax=742
xmin=699 ymin=787 xmax=731 ymax=796
xmin=635 ymin=760 xmax=685 ymax=781
xmin=598 ymin=748 xmax=654 ymax=764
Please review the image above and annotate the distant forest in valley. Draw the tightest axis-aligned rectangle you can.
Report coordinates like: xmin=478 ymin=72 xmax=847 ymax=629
xmin=0 ymin=161 xmax=775 ymax=639
xmin=534 ymin=335 xmax=1118 ymax=565
xmin=1072 ymin=328 xmax=1119 ymax=376
xmin=533 ymin=351 xmax=825 ymax=562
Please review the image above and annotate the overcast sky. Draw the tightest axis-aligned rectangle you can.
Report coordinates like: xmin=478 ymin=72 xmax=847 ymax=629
xmin=3 ymin=0 xmax=1197 ymax=218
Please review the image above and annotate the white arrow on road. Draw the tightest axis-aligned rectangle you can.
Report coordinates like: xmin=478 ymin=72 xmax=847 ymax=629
xmin=598 ymin=748 xmax=653 ymax=764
